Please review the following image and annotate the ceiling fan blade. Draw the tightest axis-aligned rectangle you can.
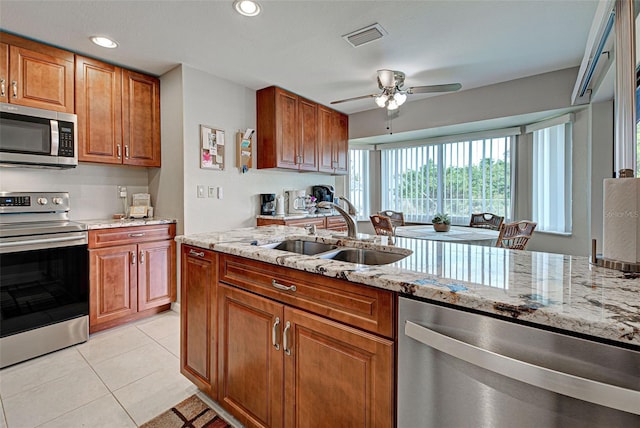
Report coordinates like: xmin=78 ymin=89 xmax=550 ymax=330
xmin=330 ymin=94 xmax=377 ymax=105
xmin=407 ymin=83 xmax=462 ymax=94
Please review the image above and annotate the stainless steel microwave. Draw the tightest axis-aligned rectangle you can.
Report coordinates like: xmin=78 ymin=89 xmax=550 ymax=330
xmin=0 ymin=103 xmax=78 ymax=168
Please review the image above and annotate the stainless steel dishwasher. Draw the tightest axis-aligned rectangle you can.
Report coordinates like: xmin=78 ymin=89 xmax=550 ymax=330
xmin=398 ymin=296 xmax=640 ymax=427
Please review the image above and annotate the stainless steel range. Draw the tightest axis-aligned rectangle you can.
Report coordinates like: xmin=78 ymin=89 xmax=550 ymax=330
xmin=0 ymin=191 xmax=88 ymax=368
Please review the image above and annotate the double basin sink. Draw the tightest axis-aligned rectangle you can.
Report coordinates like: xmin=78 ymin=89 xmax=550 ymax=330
xmin=259 ymin=239 xmax=410 ymax=265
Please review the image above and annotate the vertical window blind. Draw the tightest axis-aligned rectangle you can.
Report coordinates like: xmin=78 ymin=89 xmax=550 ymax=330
xmin=348 ymin=148 xmax=370 ymax=219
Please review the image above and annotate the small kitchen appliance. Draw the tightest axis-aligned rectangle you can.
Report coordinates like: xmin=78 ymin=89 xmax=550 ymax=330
xmin=285 ymin=189 xmax=307 ymax=214
xmin=312 ymin=185 xmax=335 ymax=212
xmin=260 ymin=193 xmax=276 ymax=216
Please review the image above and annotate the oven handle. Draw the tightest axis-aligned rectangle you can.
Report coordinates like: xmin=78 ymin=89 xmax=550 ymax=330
xmin=0 ymin=234 xmax=87 ymax=250
xmin=404 ymin=320 xmax=640 ymax=415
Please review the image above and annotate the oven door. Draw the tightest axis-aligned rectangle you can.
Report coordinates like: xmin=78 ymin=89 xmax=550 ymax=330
xmin=0 ymin=232 xmax=88 ymax=338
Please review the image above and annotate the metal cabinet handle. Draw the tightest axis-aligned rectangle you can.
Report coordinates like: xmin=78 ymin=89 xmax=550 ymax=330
xmin=404 ymin=320 xmax=640 ymax=415
xmin=128 ymin=233 xmax=145 ymax=237
xmin=11 ymin=80 xmax=17 ymax=98
xmin=272 ymin=317 xmax=280 ymax=351
xmin=117 ymin=144 xmax=122 ymax=159
xmin=125 ymin=145 xmax=129 ymax=159
xmin=271 ymin=279 xmax=296 ymax=292
xmin=1 ymin=79 xmax=5 ymax=97
xmin=139 ymin=250 xmax=145 ymax=264
xmin=189 ymin=249 xmax=205 ymax=258
xmin=283 ymin=321 xmax=291 ymax=356
xmin=130 ymin=251 xmax=136 ymax=264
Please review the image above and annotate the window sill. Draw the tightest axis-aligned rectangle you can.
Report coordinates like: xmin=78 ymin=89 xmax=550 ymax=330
xmin=534 ymin=230 xmax=572 ymax=237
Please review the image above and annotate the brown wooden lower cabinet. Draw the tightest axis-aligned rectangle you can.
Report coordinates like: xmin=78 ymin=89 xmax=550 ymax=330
xmin=89 ymin=224 xmax=176 ymax=333
xmin=257 ymin=215 xmax=347 ymax=232
xmin=180 ymin=249 xmax=395 ymax=428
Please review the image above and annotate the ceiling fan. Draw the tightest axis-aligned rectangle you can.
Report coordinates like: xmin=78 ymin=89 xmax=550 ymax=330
xmin=331 ymin=69 xmax=462 ymax=110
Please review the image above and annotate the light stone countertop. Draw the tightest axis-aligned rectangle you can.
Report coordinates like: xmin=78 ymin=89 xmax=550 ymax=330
xmin=176 ymin=225 xmax=640 ymax=348
xmin=80 ymin=217 xmax=177 ymax=230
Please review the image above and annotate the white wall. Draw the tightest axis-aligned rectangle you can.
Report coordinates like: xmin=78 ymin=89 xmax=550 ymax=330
xmin=0 ymin=164 xmax=149 ymax=220
xmin=168 ymin=64 xmax=337 ymax=236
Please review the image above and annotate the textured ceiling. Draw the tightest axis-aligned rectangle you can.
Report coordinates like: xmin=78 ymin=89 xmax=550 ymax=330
xmin=0 ymin=0 xmax=599 ymax=114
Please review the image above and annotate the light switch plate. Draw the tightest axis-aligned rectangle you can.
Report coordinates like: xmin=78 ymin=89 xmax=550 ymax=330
xmin=197 ymin=185 xmax=205 ymax=198
xmin=217 ymin=186 xmax=223 ymax=199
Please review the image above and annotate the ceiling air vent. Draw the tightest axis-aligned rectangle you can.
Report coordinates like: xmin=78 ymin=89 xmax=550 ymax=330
xmin=342 ymin=23 xmax=387 ymax=48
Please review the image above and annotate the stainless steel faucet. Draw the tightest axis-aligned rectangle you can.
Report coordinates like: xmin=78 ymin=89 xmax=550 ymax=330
xmin=318 ymin=201 xmax=358 ymax=238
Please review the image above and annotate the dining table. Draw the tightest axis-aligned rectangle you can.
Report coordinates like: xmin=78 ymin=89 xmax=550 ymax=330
xmin=395 ymin=224 xmax=499 ymax=246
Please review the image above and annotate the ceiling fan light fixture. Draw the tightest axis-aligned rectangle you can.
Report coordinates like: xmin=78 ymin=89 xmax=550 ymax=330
xmin=375 ymin=94 xmax=388 ymax=108
xmin=387 ymin=99 xmax=399 ymax=110
xmin=233 ymin=0 xmax=261 ymax=16
xmin=393 ymin=92 xmax=407 ymax=106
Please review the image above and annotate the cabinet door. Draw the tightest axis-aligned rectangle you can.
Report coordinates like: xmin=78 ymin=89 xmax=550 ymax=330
xmin=76 ymin=56 xmax=123 ymax=164
xmin=218 ymin=284 xmax=284 ymax=428
xmin=276 ymin=89 xmax=298 ymax=169
xmin=137 ymin=240 xmax=176 ymax=312
xmin=122 ymin=70 xmax=161 ymax=167
xmin=333 ymin=111 xmax=349 ymax=175
xmin=8 ymin=45 xmax=74 ymax=113
xmin=298 ymin=97 xmax=318 ymax=171
xmin=0 ymin=42 xmax=7 ymax=103
xmin=317 ymin=105 xmax=334 ymax=173
xmin=181 ymin=246 xmax=217 ymax=397
xmin=89 ymin=245 xmax=138 ymax=333
xmin=284 ymin=307 xmax=394 ymax=428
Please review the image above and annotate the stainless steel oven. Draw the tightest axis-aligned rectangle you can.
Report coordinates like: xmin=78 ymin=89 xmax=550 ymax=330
xmin=0 ymin=103 xmax=77 ymax=168
xmin=0 ymin=192 xmax=88 ymax=368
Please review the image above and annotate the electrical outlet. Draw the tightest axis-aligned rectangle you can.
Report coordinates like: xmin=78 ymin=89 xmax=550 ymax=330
xmin=208 ymin=186 xmax=216 ymax=198
xmin=118 ymin=186 xmax=127 ymax=198
xmin=197 ymin=185 xmax=205 ymax=198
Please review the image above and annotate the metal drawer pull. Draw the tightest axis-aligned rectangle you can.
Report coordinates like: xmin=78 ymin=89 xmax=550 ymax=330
xmin=139 ymin=250 xmax=145 ymax=264
xmin=271 ymin=279 xmax=296 ymax=292
xmin=283 ymin=321 xmax=291 ymax=356
xmin=128 ymin=233 xmax=145 ymax=237
xmin=189 ymin=249 xmax=205 ymax=257
xmin=117 ymin=144 xmax=122 ymax=159
xmin=125 ymin=145 xmax=130 ymax=158
xmin=131 ymin=251 xmax=136 ymax=264
xmin=272 ymin=317 xmax=280 ymax=351
xmin=404 ymin=320 xmax=640 ymax=415
xmin=11 ymin=81 xmax=17 ymax=98
xmin=1 ymin=79 xmax=5 ymax=97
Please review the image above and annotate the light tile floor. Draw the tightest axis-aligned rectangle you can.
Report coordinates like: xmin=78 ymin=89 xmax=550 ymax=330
xmin=0 ymin=310 xmax=242 ymax=428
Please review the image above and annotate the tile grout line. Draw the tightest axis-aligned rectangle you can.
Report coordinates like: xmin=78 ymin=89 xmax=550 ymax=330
xmin=0 ymin=395 xmax=7 ymax=428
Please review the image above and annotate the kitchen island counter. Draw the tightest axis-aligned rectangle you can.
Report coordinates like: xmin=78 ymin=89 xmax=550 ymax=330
xmin=176 ymin=225 xmax=640 ymax=348
xmin=80 ymin=217 xmax=176 ymax=229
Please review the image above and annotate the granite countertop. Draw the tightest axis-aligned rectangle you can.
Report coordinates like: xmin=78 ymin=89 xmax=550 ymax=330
xmin=80 ymin=217 xmax=177 ymax=230
xmin=256 ymin=210 xmax=341 ymax=220
xmin=175 ymin=225 xmax=640 ymax=348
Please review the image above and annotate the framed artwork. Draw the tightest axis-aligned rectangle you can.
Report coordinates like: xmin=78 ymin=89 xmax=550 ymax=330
xmin=200 ymin=124 xmax=225 ymax=170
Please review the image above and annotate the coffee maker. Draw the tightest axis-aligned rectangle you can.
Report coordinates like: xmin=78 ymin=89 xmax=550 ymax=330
xmin=260 ymin=193 xmax=276 ymax=215
xmin=312 ymin=185 xmax=335 ymax=212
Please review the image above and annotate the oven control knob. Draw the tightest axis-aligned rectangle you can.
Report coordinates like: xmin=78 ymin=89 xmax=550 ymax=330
xmin=52 ymin=197 xmax=63 ymax=205
xmin=37 ymin=197 xmax=48 ymax=205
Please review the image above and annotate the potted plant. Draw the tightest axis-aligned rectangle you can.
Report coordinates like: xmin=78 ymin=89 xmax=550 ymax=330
xmin=431 ymin=213 xmax=451 ymax=232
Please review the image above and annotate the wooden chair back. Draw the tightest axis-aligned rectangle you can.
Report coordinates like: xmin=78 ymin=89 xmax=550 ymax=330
xmin=370 ymin=214 xmax=395 ymax=237
xmin=469 ymin=212 xmax=504 ymax=231
xmin=496 ymin=220 xmax=537 ymax=250
xmin=377 ymin=210 xmax=405 ymax=227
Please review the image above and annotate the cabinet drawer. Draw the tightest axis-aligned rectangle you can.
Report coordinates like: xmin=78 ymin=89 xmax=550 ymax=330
xmin=88 ymin=224 xmax=176 ymax=249
xmin=325 ymin=215 xmax=347 ymax=230
xmin=284 ymin=217 xmax=326 ymax=229
xmin=219 ymin=254 xmax=395 ymax=338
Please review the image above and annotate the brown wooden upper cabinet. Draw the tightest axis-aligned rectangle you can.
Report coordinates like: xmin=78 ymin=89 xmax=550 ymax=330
xmin=0 ymin=32 xmax=74 ymax=113
xmin=76 ymin=55 xmax=161 ymax=167
xmin=257 ymin=86 xmax=348 ymax=174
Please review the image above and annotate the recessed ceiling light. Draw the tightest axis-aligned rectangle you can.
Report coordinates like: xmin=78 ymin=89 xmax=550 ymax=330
xmin=90 ymin=36 xmax=118 ymax=49
xmin=233 ymin=0 xmax=261 ymax=17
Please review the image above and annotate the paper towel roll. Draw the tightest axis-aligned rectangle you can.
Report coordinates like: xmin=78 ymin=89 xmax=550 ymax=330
xmin=602 ymin=178 xmax=640 ymax=263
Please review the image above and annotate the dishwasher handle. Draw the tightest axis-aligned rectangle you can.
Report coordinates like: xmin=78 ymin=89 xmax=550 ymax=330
xmin=404 ymin=320 xmax=640 ymax=415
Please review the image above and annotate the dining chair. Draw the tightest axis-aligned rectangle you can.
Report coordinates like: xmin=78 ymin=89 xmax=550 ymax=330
xmin=495 ymin=220 xmax=537 ymax=250
xmin=370 ymin=214 xmax=395 ymax=237
xmin=469 ymin=212 xmax=504 ymax=231
xmin=377 ymin=210 xmax=405 ymax=228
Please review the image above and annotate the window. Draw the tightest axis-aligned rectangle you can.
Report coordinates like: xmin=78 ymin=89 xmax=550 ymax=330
xmin=379 ymin=135 xmax=513 ymax=224
xmin=529 ymin=119 xmax=572 ymax=234
xmin=348 ymin=148 xmax=370 ymax=219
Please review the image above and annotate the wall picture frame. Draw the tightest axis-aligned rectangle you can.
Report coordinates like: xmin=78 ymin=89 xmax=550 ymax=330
xmin=200 ymin=124 xmax=225 ymax=170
